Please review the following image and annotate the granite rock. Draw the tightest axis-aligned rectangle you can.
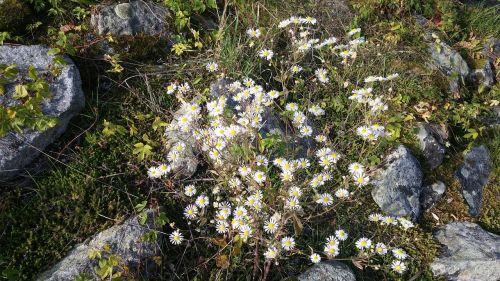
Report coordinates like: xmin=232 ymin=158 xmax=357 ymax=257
xmin=0 ymin=45 xmax=84 ymax=181
xmin=431 ymin=222 xmax=500 ymax=281
xmin=371 ymin=145 xmax=424 ymax=219
xmin=455 ymin=145 xmax=492 ymax=217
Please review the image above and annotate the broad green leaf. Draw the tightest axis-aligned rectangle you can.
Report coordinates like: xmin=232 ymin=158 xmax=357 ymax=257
xmin=132 ymin=142 xmax=152 ymax=161
xmin=135 ymin=201 xmax=147 ymax=212
xmin=152 ymin=117 xmax=167 ymax=131
xmin=14 ymin=84 xmax=28 ymax=99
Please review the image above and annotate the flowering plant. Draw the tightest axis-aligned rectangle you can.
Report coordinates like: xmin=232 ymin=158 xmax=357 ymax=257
xmin=148 ymin=15 xmax=416 ymax=279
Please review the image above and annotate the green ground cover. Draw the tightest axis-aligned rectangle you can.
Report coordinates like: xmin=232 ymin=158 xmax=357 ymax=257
xmin=0 ymin=0 xmax=498 ymax=280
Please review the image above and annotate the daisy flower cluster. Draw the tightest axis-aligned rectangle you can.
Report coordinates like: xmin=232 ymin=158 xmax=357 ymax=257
xmin=277 ymin=17 xmax=365 ymax=66
xmin=348 ymin=75 xmax=400 ymax=142
xmin=354 ymin=236 xmax=410 ymax=274
xmin=369 ymin=213 xmax=415 ymax=230
xmin=148 ymin=15 xmax=413 ymax=278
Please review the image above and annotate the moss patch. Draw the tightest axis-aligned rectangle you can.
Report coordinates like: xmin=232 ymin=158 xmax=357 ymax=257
xmin=0 ymin=0 xmax=32 ymax=33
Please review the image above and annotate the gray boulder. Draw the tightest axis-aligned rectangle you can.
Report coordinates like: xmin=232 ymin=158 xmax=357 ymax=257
xmin=420 ymin=181 xmax=446 ymax=210
xmin=91 ymin=1 xmax=170 ymax=36
xmin=471 ymin=59 xmax=496 ymax=88
xmin=37 ymin=209 xmax=161 ymax=281
xmin=455 ymin=145 xmax=492 ymax=217
xmin=371 ymin=145 xmax=424 ymax=219
xmin=415 ymin=16 xmax=470 ymax=93
xmin=0 ymin=45 xmax=84 ymax=181
xmin=298 ymin=261 xmax=356 ymax=281
xmin=483 ymin=106 xmax=500 ymax=126
xmin=164 ymin=105 xmax=200 ymax=178
xmin=483 ymin=37 xmax=500 ymax=59
xmin=416 ymin=123 xmax=446 ymax=169
xmin=431 ymin=222 xmax=500 ymax=281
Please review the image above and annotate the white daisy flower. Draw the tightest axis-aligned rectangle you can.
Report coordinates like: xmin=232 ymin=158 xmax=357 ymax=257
xmin=183 ymin=204 xmax=198 ymax=220
xmin=281 ymin=236 xmax=296 ymax=250
xmin=166 ymin=82 xmax=177 ymax=94
xmin=178 ymin=82 xmax=191 ymax=93
xmin=216 ymin=221 xmax=229 ymax=234
xmin=256 ymin=155 xmax=269 ymax=166
xmin=158 ymin=164 xmax=170 ymax=175
xmin=296 ymin=158 xmax=310 ymax=169
xmin=253 ymin=171 xmax=266 ymax=184
xmin=238 ymin=166 xmax=252 ymax=177
xmin=323 ymin=244 xmax=339 ymax=257
xmin=169 ymin=230 xmax=183 ymax=245
xmin=184 ymin=184 xmax=197 ymax=197
xmin=286 ymin=197 xmax=301 ymax=210
xmin=398 ymin=217 xmax=415 ymax=230
xmin=246 ymin=28 xmax=261 ymax=38
xmin=264 ymin=247 xmax=278 ymax=259
xmin=259 ymin=49 xmax=274 ymax=60
xmin=147 ymin=166 xmax=162 ymax=179
xmin=392 ymin=248 xmax=408 ymax=260
xmin=291 ymin=65 xmax=303 ymax=74
xmin=375 ymin=242 xmax=388 ymax=255
xmin=353 ymin=174 xmax=369 ymax=186
xmin=381 ymin=216 xmax=398 ymax=225
xmin=263 ymin=218 xmax=279 ymax=234
xmin=355 ymin=237 xmax=372 ymax=250
xmin=195 ymin=195 xmax=209 ymax=208
xmin=347 ymin=28 xmax=361 ymax=37
xmin=310 ymin=253 xmax=321 ymax=263
xmin=326 ymin=236 xmax=339 ymax=247
xmin=391 ymin=260 xmax=407 ymax=274
xmin=288 ymin=186 xmax=303 ymax=198
xmin=335 ymin=229 xmax=348 ymax=241
xmin=335 ymin=188 xmax=350 ymax=199
xmin=309 ymin=105 xmax=325 ymax=116
xmin=285 ymin=103 xmax=299 ymax=111
xmin=233 ymin=206 xmax=248 ymax=219
xmin=317 ymin=193 xmax=334 ymax=206
xmin=206 ymin=62 xmax=219 ymax=72
xmin=278 ymin=19 xmax=291 ymax=28
xmin=300 ymin=125 xmax=313 ymax=137
xmin=239 ymin=224 xmax=253 ymax=240
xmin=369 ymin=213 xmax=383 ymax=222
xmin=315 ymin=68 xmax=329 ymax=83
xmin=280 ymin=171 xmax=294 ymax=182
xmin=348 ymin=163 xmax=365 ymax=175
xmin=315 ymin=135 xmax=327 ymax=143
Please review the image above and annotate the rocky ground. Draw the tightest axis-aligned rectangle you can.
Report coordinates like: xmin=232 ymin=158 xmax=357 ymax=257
xmin=0 ymin=0 xmax=498 ymax=280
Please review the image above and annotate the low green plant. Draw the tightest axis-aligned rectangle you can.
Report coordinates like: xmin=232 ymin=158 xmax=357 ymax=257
xmin=163 ymin=0 xmax=218 ymax=56
xmin=88 ymin=245 xmax=126 ymax=280
xmin=0 ymin=64 xmax=58 ymax=137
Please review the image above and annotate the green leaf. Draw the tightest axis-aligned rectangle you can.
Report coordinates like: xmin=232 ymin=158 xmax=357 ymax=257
xmin=192 ymin=0 xmax=206 ymax=12
xmin=135 ymin=200 xmax=147 ymax=212
xmin=47 ymin=48 xmax=61 ymax=56
xmin=0 ymin=32 xmax=10 ymax=45
xmin=207 ymin=0 xmax=217 ymax=9
xmin=463 ymin=128 xmax=478 ymax=139
xmin=3 ymin=64 xmax=19 ymax=79
xmin=14 ymin=84 xmax=28 ymax=99
xmin=28 ymin=66 xmax=38 ymax=80
xmin=155 ymin=212 xmax=169 ymax=226
xmin=88 ymin=249 xmax=101 ymax=259
xmin=152 ymin=117 xmax=167 ymax=131
xmin=132 ymin=142 xmax=152 ymax=161
xmin=138 ymin=211 xmax=148 ymax=225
